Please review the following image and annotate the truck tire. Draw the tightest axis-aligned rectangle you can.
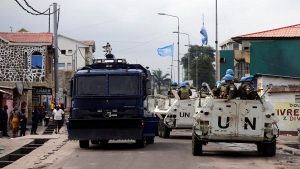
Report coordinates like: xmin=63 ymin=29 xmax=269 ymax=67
xmin=79 ymin=140 xmax=89 ymax=148
xmin=146 ymin=137 xmax=154 ymax=144
xmin=159 ymin=119 xmax=170 ymax=138
xmin=91 ymin=140 xmax=99 ymax=144
xmin=263 ymin=140 xmax=276 ymax=157
xmin=192 ymin=132 xmax=202 ymax=156
xmin=136 ymin=138 xmax=145 ymax=148
xmin=100 ymin=140 xmax=109 ymax=145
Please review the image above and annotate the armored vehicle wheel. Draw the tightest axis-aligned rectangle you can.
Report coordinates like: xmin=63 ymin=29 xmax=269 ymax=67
xmin=100 ymin=140 xmax=109 ymax=145
xmin=146 ymin=137 xmax=154 ymax=144
xmin=158 ymin=126 xmax=162 ymax=137
xmin=256 ymin=143 xmax=263 ymax=152
xmin=159 ymin=119 xmax=170 ymax=138
xmin=192 ymin=132 xmax=202 ymax=156
xmin=136 ymin=138 xmax=145 ymax=148
xmin=79 ymin=140 xmax=89 ymax=148
xmin=263 ymin=140 xmax=276 ymax=157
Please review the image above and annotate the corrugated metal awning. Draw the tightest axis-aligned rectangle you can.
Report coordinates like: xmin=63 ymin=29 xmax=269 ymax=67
xmin=0 ymin=89 xmax=12 ymax=95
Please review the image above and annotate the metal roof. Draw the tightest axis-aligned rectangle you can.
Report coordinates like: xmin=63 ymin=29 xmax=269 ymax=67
xmin=232 ymin=24 xmax=300 ymax=42
xmin=0 ymin=32 xmax=53 ymax=44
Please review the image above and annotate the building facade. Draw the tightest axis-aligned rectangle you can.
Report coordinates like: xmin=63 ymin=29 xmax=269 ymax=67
xmin=0 ymin=31 xmax=53 ymax=121
xmin=57 ymin=35 xmax=95 ymax=111
xmin=57 ymin=35 xmax=95 ymax=71
xmin=219 ymin=24 xmax=300 ymax=135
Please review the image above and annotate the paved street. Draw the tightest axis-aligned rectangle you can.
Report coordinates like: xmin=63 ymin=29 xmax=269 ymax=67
xmin=28 ymin=130 xmax=299 ymax=169
xmin=1 ymin=129 xmax=299 ymax=169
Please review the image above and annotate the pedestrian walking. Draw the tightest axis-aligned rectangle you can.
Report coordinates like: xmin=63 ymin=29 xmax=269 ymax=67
xmin=19 ymin=109 xmax=27 ymax=136
xmin=9 ymin=107 xmax=20 ymax=138
xmin=1 ymin=105 xmax=9 ymax=137
xmin=31 ymin=107 xmax=39 ymax=135
xmin=52 ymin=106 xmax=64 ymax=134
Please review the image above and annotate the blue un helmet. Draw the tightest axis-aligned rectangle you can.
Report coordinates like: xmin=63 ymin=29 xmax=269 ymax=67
xmin=244 ymin=75 xmax=254 ymax=82
xmin=240 ymin=76 xmax=246 ymax=82
xmin=223 ymin=74 xmax=233 ymax=81
xmin=185 ymin=81 xmax=190 ymax=86
xmin=171 ymin=81 xmax=178 ymax=86
xmin=225 ymin=69 xmax=234 ymax=76
xmin=180 ymin=82 xmax=186 ymax=87
xmin=215 ymin=80 xmax=221 ymax=88
xmin=220 ymin=79 xmax=226 ymax=85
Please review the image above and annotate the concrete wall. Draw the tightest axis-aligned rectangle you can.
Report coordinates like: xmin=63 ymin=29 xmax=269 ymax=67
xmin=257 ymin=75 xmax=300 ymax=134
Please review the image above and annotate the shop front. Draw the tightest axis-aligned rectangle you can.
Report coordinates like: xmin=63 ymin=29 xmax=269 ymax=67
xmin=32 ymin=87 xmax=53 ymax=115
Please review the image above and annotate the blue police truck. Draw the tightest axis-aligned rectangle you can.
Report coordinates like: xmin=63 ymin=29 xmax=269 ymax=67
xmin=67 ymin=51 xmax=157 ymax=148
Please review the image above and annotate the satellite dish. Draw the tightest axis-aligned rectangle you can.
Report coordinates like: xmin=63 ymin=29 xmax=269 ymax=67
xmin=16 ymin=82 xmax=24 ymax=95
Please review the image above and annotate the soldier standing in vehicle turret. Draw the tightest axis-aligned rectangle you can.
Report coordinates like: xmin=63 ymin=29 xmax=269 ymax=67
xmin=238 ymin=75 xmax=258 ymax=100
xmin=200 ymin=83 xmax=210 ymax=98
xmin=224 ymin=74 xmax=238 ymax=101
xmin=177 ymin=82 xmax=192 ymax=100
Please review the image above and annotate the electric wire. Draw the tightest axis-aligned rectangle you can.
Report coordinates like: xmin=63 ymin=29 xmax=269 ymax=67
xmin=14 ymin=0 xmax=60 ymax=16
xmin=14 ymin=0 xmax=43 ymax=15
xmin=23 ymin=0 xmax=49 ymax=15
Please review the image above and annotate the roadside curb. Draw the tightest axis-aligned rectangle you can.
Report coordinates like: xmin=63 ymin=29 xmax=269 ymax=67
xmin=277 ymin=144 xmax=300 ymax=156
xmin=3 ymin=126 xmax=68 ymax=169
xmin=277 ymin=135 xmax=300 ymax=155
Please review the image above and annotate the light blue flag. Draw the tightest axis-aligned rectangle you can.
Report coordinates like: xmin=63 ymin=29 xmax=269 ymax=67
xmin=200 ymin=25 xmax=208 ymax=45
xmin=157 ymin=44 xmax=174 ymax=57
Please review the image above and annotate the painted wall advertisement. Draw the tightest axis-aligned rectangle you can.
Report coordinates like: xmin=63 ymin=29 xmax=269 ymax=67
xmin=275 ymin=102 xmax=300 ymax=132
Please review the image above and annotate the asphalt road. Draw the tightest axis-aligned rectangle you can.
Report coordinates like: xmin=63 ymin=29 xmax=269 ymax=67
xmin=45 ymin=130 xmax=299 ymax=169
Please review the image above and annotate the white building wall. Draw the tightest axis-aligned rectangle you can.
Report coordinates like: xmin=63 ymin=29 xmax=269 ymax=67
xmin=57 ymin=36 xmax=88 ymax=71
xmin=257 ymin=76 xmax=300 ymax=134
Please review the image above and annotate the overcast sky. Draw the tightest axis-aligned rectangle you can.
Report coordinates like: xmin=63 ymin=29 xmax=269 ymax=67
xmin=1 ymin=0 xmax=300 ymax=81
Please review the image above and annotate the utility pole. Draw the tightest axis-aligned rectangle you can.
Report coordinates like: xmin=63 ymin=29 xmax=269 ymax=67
xmin=196 ymin=56 xmax=198 ymax=90
xmin=48 ymin=9 xmax=51 ymax=32
xmin=157 ymin=13 xmax=180 ymax=82
xmin=215 ymin=0 xmax=220 ymax=81
xmin=53 ymin=2 xmax=59 ymax=105
xmin=177 ymin=19 xmax=180 ymax=83
xmin=187 ymin=36 xmax=190 ymax=80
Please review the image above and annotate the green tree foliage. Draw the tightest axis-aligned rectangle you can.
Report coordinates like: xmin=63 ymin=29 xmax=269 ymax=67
xmin=181 ymin=45 xmax=215 ymax=88
xmin=152 ymin=69 xmax=170 ymax=94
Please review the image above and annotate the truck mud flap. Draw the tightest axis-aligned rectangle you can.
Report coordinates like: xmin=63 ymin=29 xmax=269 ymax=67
xmin=68 ymin=118 xmax=143 ymax=140
xmin=143 ymin=117 xmax=159 ymax=137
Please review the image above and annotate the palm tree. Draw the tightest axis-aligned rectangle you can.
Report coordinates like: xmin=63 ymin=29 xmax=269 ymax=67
xmin=152 ymin=69 xmax=170 ymax=94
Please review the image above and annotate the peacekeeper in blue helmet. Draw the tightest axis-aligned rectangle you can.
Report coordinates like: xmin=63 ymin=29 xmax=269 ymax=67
xmin=213 ymin=74 xmax=237 ymax=100
xmin=225 ymin=69 xmax=239 ymax=83
xmin=177 ymin=82 xmax=192 ymax=100
xmin=238 ymin=75 xmax=258 ymax=100
xmin=213 ymin=80 xmax=225 ymax=98
xmin=200 ymin=82 xmax=210 ymax=98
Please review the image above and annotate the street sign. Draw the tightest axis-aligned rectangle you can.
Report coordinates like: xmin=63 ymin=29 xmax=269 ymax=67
xmin=32 ymin=87 xmax=52 ymax=95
